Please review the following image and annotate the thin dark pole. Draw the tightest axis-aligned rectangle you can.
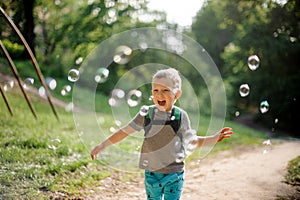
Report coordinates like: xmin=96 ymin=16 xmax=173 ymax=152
xmin=0 ymin=7 xmax=59 ymax=121
xmin=0 ymin=40 xmax=37 ymax=119
xmin=0 ymin=85 xmax=13 ymax=116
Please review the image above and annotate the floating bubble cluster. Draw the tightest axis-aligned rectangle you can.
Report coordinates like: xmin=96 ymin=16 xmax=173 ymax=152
xmin=127 ymin=89 xmax=142 ymax=107
xmin=108 ymin=88 xmax=143 ymax=107
xmin=108 ymin=88 xmax=125 ymax=107
xmin=61 ymin=85 xmax=72 ymax=96
xmin=71 ymin=28 xmax=227 ymax=172
xmin=236 ymin=55 xmax=272 ymax=122
xmin=3 ymin=80 xmax=14 ymax=91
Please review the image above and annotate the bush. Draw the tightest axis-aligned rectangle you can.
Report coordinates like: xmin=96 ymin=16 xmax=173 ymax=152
xmin=285 ymin=156 xmax=300 ymax=186
xmin=1 ymin=39 xmax=24 ymax=59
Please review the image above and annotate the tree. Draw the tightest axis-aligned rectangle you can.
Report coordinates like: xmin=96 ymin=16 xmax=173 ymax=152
xmin=33 ymin=0 xmax=167 ymax=78
xmin=191 ymin=0 xmax=235 ymax=71
xmin=193 ymin=0 xmax=300 ymax=133
xmin=0 ymin=0 xmax=36 ymax=57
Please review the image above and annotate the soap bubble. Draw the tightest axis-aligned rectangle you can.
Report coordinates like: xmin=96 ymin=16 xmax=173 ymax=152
xmin=48 ymin=138 xmax=61 ymax=151
xmin=75 ymin=57 xmax=83 ymax=65
xmin=260 ymin=100 xmax=270 ymax=114
xmin=3 ymin=80 xmax=14 ymax=91
xmin=184 ymin=129 xmax=198 ymax=156
xmin=108 ymin=88 xmax=125 ymax=107
xmin=139 ymin=105 xmax=149 ymax=116
xmin=113 ymin=45 xmax=132 ymax=65
xmin=247 ymin=55 xmax=260 ymax=71
xmin=127 ymin=89 xmax=142 ymax=107
xmin=68 ymin=69 xmax=80 ymax=82
xmin=262 ymin=139 xmax=272 ymax=154
xmin=23 ymin=77 xmax=34 ymax=90
xmin=148 ymin=95 xmax=153 ymax=101
xmin=114 ymin=120 xmax=122 ymax=127
xmin=38 ymin=86 xmax=45 ymax=96
xmin=175 ymin=152 xmax=185 ymax=163
xmin=45 ymin=77 xmax=57 ymax=90
xmin=61 ymin=85 xmax=72 ymax=96
xmin=239 ymin=83 xmax=250 ymax=97
xmin=109 ymin=126 xmax=117 ymax=133
xmin=71 ymin=28 xmax=227 ymax=173
xmin=139 ymin=42 xmax=148 ymax=52
xmin=65 ymin=102 xmax=74 ymax=112
xmin=94 ymin=68 xmax=109 ymax=83
xmin=141 ymin=159 xmax=149 ymax=167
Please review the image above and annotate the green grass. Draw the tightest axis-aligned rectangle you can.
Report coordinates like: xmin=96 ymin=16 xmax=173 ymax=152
xmin=0 ymin=89 xmax=113 ymax=199
xmin=0 ymin=86 xmax=269 ymax=199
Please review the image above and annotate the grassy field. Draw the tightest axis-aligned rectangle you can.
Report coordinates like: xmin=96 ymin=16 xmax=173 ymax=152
xmin=0 ymin=87 xmax=270 ymax=199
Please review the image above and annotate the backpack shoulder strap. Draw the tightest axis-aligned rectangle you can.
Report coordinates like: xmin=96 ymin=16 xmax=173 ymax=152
xmin=144 ymin=105 xmax=155 ymax=134
xmin=168 ymin=106 xmax=182 ymax=132
xmin=172 ymin=106 xmax=181 ymax=121
xmin=144 ymin=105 xmax=182 ymax=134
xmin=145 ymin=105 xmax=155 ymax=120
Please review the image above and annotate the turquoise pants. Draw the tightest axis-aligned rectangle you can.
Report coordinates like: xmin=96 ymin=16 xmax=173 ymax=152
xmin=144 ymin=170 xmax=184 ymax=200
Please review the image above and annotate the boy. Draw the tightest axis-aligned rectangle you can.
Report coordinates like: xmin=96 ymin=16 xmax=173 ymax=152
xmin=91 ymin=68 xmax=233 ymax=200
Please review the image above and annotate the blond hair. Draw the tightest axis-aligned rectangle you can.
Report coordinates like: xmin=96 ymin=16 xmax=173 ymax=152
xmin=152 ymin=68 xmax=182 ymax=91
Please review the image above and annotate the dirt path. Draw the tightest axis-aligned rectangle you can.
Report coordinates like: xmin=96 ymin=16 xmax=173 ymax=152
xmin=183 ymin=140 xmax=300 ymax=200
xmin=88 ymin=140 xmax=300 ymax=200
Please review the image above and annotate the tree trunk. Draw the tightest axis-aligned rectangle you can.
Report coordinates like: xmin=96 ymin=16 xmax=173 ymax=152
xmin=22 ymin=0 xmax=35 ymax=57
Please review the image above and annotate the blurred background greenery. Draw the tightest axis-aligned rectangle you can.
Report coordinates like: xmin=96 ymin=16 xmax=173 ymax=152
xmin=1 ymin=0 xmax=299 ymax=134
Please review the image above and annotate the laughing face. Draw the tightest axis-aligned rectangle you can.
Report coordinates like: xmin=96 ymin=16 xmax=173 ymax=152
xmin=152 ymin=77 xmax=182 ymax=112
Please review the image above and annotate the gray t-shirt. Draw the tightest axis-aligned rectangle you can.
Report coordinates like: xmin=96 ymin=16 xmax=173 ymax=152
xmin=128 ymin=106 xmax=195 ymax=174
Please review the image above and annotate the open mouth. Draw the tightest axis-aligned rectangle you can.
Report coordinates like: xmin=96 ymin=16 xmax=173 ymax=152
xmin=157 ymin=100 xmax=166 ymax=106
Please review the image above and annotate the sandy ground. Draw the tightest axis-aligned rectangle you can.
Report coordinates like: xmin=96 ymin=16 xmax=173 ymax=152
xmin=86 ymin=140 xmax=300 ymax=200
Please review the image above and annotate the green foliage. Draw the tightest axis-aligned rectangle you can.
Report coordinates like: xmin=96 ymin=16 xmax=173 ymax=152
xmin=31 ymin=0 xmax=167 ymax=79
xmin=285 ymin=156 xmax=300 ymax=186
xmin=0 ymin=39 xmax=24 ymax=59
xmin=192 ymin=0 xmax=300 ymax=133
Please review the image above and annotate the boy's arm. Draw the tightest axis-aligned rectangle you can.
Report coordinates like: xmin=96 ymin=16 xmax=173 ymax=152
xmin=91 ymin=125 xmax=136 ymax=160
xmin=197 ymin=127 xmax=233 ymax=147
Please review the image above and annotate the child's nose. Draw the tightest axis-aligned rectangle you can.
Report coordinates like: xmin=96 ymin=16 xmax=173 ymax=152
xmin=157 ymin=91 xmax=164 ymax=95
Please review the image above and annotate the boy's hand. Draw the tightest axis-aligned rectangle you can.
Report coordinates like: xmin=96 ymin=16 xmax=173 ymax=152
xmin=217 ymin=127 xmax=233 ymax=142
xmin=91 ymin=144 xmax=105 ymax=160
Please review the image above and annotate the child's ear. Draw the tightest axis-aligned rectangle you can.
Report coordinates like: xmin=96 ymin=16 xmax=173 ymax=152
xmin=175 ymin=89 xmax=182 ymax=100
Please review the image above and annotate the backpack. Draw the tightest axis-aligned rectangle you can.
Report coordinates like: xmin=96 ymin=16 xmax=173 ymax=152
xmin=144 ymin=105 xmax=182 ymax=135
